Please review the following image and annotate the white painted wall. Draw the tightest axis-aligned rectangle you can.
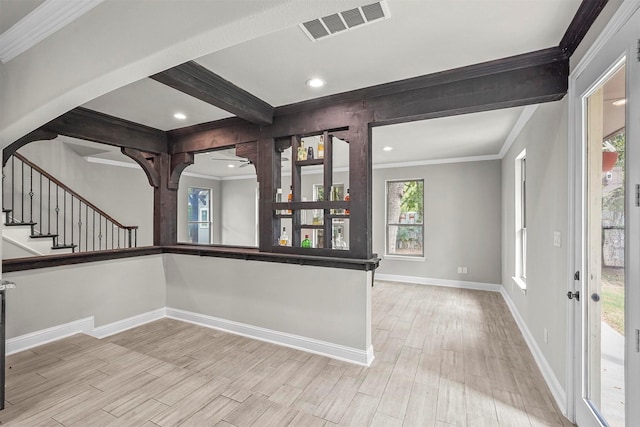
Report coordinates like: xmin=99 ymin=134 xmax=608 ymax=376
xmin=373 ymin=161 xmax=502 ymax=284
xmin=163 ymin=253 xmax=372 ymax=352
xmin=501 ymin=99 xmax=569 ymax=388
xmin=3 ymin=255 xmax=166 ymax=338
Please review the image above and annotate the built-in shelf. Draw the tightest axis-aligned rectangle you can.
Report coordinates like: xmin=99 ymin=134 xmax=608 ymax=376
xmin=295 ymin=158 xmax=324 ymax=167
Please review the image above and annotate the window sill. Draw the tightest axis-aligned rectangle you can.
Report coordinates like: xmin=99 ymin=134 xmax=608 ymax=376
xmin=384 ymin=254 xmax=425 ymax=262
xmin=512 ymin=276 xmax=527 ymax=293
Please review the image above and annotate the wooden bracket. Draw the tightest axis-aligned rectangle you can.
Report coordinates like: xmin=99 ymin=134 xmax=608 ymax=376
xmin=3 ymin=129 xmax=58 ymax=166
xmin=169 ymin=152 xmax=194 ymax=190
xmin=121 ymin=148 xmax=161 ymax=188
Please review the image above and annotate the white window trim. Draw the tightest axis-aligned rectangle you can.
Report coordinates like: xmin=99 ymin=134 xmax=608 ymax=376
xmin=514 ymin=149 xmax=527 ymax=289
xmin=384 ymin=178 xmax=425 ymax=259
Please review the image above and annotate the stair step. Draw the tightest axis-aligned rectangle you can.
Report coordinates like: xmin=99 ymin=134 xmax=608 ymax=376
xmin=30 ymin=233 xmax=59 ymax=239
xmin=4 ymin=221 xmax=37 ymax=227
xmin=51 ymin=244 xmax=77 ymax=250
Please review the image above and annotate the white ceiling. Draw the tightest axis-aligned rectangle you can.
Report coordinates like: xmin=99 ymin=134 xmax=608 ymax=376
xmin=2 ymin=0 xmax=592 ymax=179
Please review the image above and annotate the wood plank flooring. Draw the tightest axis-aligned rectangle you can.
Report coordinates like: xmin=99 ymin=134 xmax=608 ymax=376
xmin=0 ymin=281 xmax=573 ymax=426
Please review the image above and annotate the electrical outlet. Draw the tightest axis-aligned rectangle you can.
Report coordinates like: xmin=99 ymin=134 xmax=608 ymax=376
xmin=544 ymin=328 xmax=548 ymax=343
xmin=457 ymin=267 xmax=463 ymax=274
xmin=462 ymin=267 xmax=467 ymax=274
xmin=554 ymin=231 xmax=561 ymax=247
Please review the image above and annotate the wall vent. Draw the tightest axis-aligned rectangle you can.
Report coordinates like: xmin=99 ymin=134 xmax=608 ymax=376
xmin=300 ymin=1 xmax=390 ymax=42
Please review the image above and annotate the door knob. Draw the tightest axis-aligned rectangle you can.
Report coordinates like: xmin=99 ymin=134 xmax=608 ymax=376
xmin=591 ymin=293 xmax=600 ymax=302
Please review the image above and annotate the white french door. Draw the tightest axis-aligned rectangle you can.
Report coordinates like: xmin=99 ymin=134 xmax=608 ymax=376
xmin=571 ymin=3 xmax=640 ymax=426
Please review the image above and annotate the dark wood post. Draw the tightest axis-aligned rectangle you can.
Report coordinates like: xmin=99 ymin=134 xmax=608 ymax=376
xmin=153 ymin=152 xmax=180 ymax=246
xmin=257 ymin=138 xmax=279 ymax=252
xmin=348 ymin=116 xmax=373 ymax=259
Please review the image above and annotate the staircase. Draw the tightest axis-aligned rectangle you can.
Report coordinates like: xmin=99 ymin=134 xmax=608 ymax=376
xmin=2 ymin=153 xmax=138 ymax=256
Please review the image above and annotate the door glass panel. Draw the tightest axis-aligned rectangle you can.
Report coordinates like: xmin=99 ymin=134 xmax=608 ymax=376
xmin=586 ymin=64 xmax=626 ymax=427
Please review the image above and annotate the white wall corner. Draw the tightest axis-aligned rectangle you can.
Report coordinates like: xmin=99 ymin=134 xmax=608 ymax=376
xmin=375 ymin=273 xmax=502 ymax=293
xmin=498 ymin=104 xmax=539 ymax=159
xmin=90 ymin=308 xmax=167 ymax=339
xmin=166 ymin=307 xmax=373 ymax=366
xmin=500 ymin=288 xmax=567 ymax=415
xmin=6 ymin=316 xmax=94 ymax=355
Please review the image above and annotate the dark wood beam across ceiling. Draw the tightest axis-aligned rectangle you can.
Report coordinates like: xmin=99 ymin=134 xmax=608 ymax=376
xmin=150 ymin=61 xmax=275 ymax=126
xmin=43 ymin=107 xmax=167 ymax=153
xmin=560 ymin=0 xmax=609 ymax=56
xmin=169 ymin=47 xmax=569 ymax=153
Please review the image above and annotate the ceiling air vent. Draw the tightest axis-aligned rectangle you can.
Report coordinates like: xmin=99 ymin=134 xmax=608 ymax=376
xmin=300 ymin=1 xmax=390 ymax=42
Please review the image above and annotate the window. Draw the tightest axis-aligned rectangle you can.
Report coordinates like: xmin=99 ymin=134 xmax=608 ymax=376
xmin=514 ymin=150 xmax=527 ymax=288
xmin=187 ymin=187 xmax=212 ymax=244
xmin=386 ymin=179 xmax=424 ymax=257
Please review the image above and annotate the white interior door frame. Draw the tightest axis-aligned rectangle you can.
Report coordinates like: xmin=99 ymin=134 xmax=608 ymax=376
xmin=567 ymin=1 xmax=640 ymax=423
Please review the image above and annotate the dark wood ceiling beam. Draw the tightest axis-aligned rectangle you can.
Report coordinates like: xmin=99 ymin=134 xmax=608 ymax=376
xmin=150 ymin=61 xmax=274 ymax=126
xmin=43 ymin=107 xmax=167 ymax=153
xmin=274 ymin=47 xmax=567 ymax=118
xmin=168 ymin=117 xmax=259 ymax=154
xmin=368 ymin=58 xmax=568 ymax=126
xmin=167 ymin=48 xmax=569 ymax=151
xmin=560 ymin=0 xmax=609 ymax=56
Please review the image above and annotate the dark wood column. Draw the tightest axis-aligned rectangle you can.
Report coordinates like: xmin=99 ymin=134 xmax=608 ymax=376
xmin=153 ymin=153 xmax=177 ymax=246
xmin=122 ymin=148 xmax=187 ymax=246
xmin=348 ymin=116 xmax=373 ymax=259
xmin=256 ymin=138 xmax=278 ymax=252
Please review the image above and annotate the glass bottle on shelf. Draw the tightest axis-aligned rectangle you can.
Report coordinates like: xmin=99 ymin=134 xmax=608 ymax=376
xmin=302 ymin=234 xmax=312 ymax=248
xmin=317 ymin=135 xmax=324 ymax=159
xmin=279 ymin=227 xmax=289 ymax=246
xmin=297 ymin=139 xmax=307 ymax=161
xmin=287 ymin=185 xmax=293 ymax=214
xmin=332 ymin=232 xmax=347 ymax=250
xmin=312 ymin=210 xmax=322 ymax=225
xmin=331 ymin=186 xmax=342 ymax=214
xmin=276 ymin=188 xmax=283 ymax=215
xmin=344 ymin=188 xmax=350 ymax=215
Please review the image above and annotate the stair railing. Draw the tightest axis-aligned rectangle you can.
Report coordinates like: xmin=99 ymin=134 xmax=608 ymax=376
xmin=2 ymin=153 xmax=138 ymax=253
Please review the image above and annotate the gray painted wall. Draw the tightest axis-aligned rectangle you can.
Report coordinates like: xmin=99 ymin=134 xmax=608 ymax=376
xmin=220 ymin=177 xmax=258 ymax=246
xmin=501 ymin=100 xmax=569 ymax=386
xmin=373 ymin=161 xmax=502 ymax=284
xmin=163 ymin=254 xmax=371 ymax=350
xmin=4 ymin=255 xmax=166 ymax=338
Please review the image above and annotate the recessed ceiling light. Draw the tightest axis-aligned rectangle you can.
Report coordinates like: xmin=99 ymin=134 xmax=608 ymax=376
xmin=383 ymin=146 xmax=393 ymax=151
xmin=227 ymin=164 xmax=235 ymax=168
xmin=306 ymin=78 xmax=325 ymax=88
xmin=174 ymin=112 xmax=187 ymax=120
xmin=612 ymin=99 xmax=626 ymax=106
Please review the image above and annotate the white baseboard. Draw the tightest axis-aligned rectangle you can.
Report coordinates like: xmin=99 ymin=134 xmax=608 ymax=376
xmin=166 ymin=307 xmax=374 ymax=366
xmin=90 ymin=308 xmax=167 ymax=339
xmin=6 ymin=307 xmax=373 ymax=366
xmin=376 ymin=273 xmax=502 ymax=292
xmin=6 ymin=317 xmax=94 ymax=355
xmin=500 ymin=288 xmax=567 ymax=413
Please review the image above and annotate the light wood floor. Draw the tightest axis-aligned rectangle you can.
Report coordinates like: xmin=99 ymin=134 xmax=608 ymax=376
xmin=0 ymin=281 xmax=573 ymax=426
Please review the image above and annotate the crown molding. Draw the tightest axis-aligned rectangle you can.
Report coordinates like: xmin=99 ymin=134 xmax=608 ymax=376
xmin=0 ymin=0 xmax=104 ymax=64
